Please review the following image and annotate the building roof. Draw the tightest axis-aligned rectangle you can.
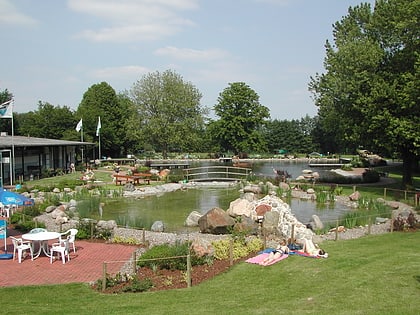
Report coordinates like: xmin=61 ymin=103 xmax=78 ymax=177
xmin=0 ymin=135 xmax=93 ymax=148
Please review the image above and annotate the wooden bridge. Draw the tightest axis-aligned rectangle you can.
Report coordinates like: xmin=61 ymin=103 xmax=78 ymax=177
xmin=184 ymin=166 xmax=252 ymax=182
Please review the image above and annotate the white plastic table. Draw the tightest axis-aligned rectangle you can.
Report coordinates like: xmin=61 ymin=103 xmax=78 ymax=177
xmin=22 ymin=231 xmax=61 ymax=259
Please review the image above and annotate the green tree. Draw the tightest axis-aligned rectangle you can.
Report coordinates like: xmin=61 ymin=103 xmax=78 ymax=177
xmin=309 ymin=0 xmax=419 ymax=187
xmin=263 ymin=116 xmax=317 ymax=155
xmin=211 ymin=82 xmax=270 ymax=155
xmin=128 ymin=70 xmax=206 ymax=158
xmin=16 ymin=102 xmax=76 ymax=139
xmin=77 ymin=82 xmax=133 ymax=159
xmin=0 ymin=89 xmax=14 ymax=134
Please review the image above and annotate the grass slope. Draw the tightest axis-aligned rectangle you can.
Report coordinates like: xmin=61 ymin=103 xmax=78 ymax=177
xmin=1 ymin=232 xmax=419 ymax=315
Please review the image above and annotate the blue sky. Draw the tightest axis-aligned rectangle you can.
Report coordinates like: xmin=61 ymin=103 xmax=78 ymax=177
xmin=1 ymin=0 xmax=375 ymax=120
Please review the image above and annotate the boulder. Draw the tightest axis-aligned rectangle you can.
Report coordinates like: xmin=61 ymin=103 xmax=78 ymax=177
xmin=151 ymin=220 xmax=165 ymax=232
xmin=233 ymin=215 xmax=259 ymax=235
xmin=262 ymin=210 xmax=280 ymax=235
xmin=50 ymin=208 xmax=67 ymax=220
xmin=185 ymin=211 xmax=202 ymax=227
xmin=198 ymin=207 xmax=235 ymax=234
xmin=349 ymin=191 xmax=361 ymax=201
xmin=279 ymin=182 xmax=290 ymax=191
xmin=190 ymin=238 xmax=214 ymax=257
xmin=45 ymin=205 xmax=56 ymax=213
xmin=310 ymin=214 xmax=324 ymax=230
xmin=243 ymin=184 xmax=262 ymax=194
xmin=255 ymin=203 xmax=272 ymax=216
xmin=226 ymin=198 xmax=253 ymax=217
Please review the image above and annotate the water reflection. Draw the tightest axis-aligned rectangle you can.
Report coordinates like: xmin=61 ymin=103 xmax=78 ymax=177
xmin=81 ymin=160 xmax=351 ymax=232
xmin=93 ymin=187 xmax=350 ymax=232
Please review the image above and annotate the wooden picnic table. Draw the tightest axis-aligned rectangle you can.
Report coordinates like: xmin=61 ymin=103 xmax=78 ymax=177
xmin=114 ymin=174 xmax=151 ymax=185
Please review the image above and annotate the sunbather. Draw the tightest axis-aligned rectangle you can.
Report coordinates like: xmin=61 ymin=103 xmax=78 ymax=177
xmin=301 ymin=238 xmax=328 ymax=257
xmin=261 ymin=243 xmax=289 ymax=266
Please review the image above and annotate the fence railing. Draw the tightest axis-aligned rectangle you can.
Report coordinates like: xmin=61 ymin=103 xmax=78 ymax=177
xmin=184 ymin=166 xmax=252 ymax=182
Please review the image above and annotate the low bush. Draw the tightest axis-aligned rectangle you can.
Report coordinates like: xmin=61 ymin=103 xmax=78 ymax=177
xmin=212 ymin=236 xmax=263 ymax=260
xmin=137 ymin=241 xmax=207 ymax=271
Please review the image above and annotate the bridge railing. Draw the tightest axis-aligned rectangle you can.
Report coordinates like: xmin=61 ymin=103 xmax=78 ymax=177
xmin=184 ymin=166 xmax=252 ymax=182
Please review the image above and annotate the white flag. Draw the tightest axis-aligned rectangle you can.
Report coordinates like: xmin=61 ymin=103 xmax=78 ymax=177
xmin=76 ymin=118 xmax=83 ymax=132
xmin=96 ymin=116 xmax=101 ymax=136
xmin=0 ymin=99 xmax=13 ymax=119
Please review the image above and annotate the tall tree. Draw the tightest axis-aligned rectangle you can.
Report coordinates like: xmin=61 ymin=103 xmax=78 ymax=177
xmin=128 ymin=70 xmax=206 ymax=158
xmin=77 ymin=82 xmax=133 ymax=159
xmin=211 ymin=82 xmax=270 ymax=155
xmin=16 ymin=102 xmax=76 ymax=139
xmin=309 ymin=0 xmax=419 ymax=188
xmin=0 ymin=89 xmax=14 ymax=134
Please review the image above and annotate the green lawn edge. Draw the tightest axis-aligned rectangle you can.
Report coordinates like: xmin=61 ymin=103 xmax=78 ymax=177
xmin=2 ymin=232 xmax=419 ymax=315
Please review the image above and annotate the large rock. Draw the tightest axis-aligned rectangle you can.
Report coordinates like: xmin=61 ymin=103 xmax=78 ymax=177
xmin=255 ymin=204 xmax=272 ymax=216
xmin=190 ymin=238 xmax=214 ymax=257
xmin=349 ymin=191 xmax=361 ymax=201
xmin=226 ymin=198 xmax=253 ymax=217
xmin=233 ymin=215 xmax=259 ymax=235
xmin=262 ymin=210 xmax=280 ymax=235
xmin=151 ymin=220 xmax=165 ymax=232
xmin=184 ymin=211 xmax=202 ymax=227
xmin=198 ymin=207 xmax=235 ymax=234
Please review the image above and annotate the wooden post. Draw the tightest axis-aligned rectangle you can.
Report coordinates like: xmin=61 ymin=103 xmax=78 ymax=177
xmin=90 ymin=221 xmax=94 ymax=239
xmin=229 ymin=238 xmax=234 ymax=266
xmin=186 ymin=254 xmax=192 ymax=288
xmin=290 ymin=224 xmax=295 ymax=244
xmin=102 ymin=262 xmax=107 ymax=292
xmin=132 ymin=252 xmax=137 ymax=275
xmin=384 ymin=188 xmax=387 ymax=199
xmin=390 ymin=212 xmax=394 ymax=233
xmin=353 ymin=186 xmax=356 ymax=193
xmin=142 ymin=228 xmax=146 ymax=244
xmin=335 ymin=220 xmax=339 ymax=241
xmin=367 ymin=217 xmax=371 ymax=235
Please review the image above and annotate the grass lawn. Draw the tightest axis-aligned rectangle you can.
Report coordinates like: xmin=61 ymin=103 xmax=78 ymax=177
xmin=1 ymin=232 xmax=419 ymax=315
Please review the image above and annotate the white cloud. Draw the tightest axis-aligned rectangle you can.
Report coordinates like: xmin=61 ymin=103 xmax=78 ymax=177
xmin=91 ymin=65 xmax=151 ymax=79
xmin=253 ymin=0 xmax=290 ymax=5
xmin=155 ymin=46 xmax=229 ymax=61
xmin=0 ymin=0 xmax=38 ymax=26
xmin=68 ymin=0 xmax=198 ymax=42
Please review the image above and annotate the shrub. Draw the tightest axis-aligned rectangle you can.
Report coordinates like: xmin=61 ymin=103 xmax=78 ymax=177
xmin=212 ymin=237 xmax=263 ymax=260
xmin=362 ymin=169 xmax=380 ymax=183
xmin=137 ymin=241 xmax=206 ymax=271
xmin=122 ymin=276 xmax=153 ymax=293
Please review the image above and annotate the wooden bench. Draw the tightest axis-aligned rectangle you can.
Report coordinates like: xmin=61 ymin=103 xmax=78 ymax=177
xmin=114 ymin=174 xmax=133 ymax=185
xmin=133 ymin=173 xmax=152 ymax=185
xmin=114 ymin=174 xmax=151 ymax=185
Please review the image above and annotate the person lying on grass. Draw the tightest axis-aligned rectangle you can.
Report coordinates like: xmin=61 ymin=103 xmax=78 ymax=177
xmin=301 ymin=238 xmax=328 ymax=258
xmin=261 ymin=242 xmax=289 ymax=266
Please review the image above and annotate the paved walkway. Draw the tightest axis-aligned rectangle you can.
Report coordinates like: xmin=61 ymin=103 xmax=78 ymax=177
xmin=0 ymin=226 xmax=137 ymax=287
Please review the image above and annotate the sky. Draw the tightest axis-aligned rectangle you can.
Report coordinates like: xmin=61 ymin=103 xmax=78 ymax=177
xmin=0 ymin=0 xmax=375 ymax=120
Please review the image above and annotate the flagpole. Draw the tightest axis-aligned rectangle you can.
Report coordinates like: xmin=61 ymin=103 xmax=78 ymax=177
xmin=11 ymin=105 xmax=14 ymax=186
xmin=81 ymin=125 xmax=84 ymax=167
xmin=96 ymin=117 xmax=101 ymax=160
xmin=98 ymin=132 xmax=101 ymax=161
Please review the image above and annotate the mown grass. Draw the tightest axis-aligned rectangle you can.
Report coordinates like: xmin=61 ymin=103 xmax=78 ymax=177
xmin=1 ymin=232 xmax=419 ymax=315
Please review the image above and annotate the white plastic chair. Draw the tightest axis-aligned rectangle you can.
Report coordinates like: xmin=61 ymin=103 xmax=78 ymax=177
xmin=50 ymin=237 xmax=70 ymax=264
xmin=10 ymin=236 xmax=33 ymax=263
xmin=60 ymin=228 xmax=78 ymax=253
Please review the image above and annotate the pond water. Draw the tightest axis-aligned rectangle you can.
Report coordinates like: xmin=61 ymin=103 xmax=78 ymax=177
xmin=79 ymin=160 xmax=351 ymax=232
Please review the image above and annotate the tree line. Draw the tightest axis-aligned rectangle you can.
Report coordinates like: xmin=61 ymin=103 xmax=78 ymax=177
xmin=0 ymin=0 xmax=418 ymax=187
xmin=0 ymin=78 xmax=319 ymax=159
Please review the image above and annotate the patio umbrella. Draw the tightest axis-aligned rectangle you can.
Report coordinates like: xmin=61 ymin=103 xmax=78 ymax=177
xmin=0 ymin=219 xmax=12 ymax=259
xmin=0 ymin=189 xmax=34 ymax=206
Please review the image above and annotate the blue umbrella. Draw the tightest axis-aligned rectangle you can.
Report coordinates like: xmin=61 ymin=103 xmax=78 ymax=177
xmin=0 ymin=189 xmax=34 ymax=206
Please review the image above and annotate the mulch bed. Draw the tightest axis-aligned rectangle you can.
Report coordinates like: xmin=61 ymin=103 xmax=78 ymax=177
xmin=97 ymin=255 xmax=254 ymax=294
